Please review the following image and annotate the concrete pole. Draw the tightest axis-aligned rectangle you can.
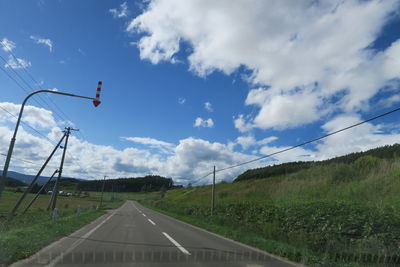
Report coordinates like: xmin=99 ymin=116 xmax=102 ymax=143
xmin=211 ymin=166 xmax=216 ymax=216
xmin=10 ymin=132 xmax=66 ymax=216
xmin=22 ymin=169 xmax=58 ymax=214
xmin=50 ymin=127 xmax=73 ymax=210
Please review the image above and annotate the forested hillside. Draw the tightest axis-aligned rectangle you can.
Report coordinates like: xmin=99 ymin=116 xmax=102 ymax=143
xmin=76 ymin=175 xmax=176 ymax=192
xmin=235 ymin=144 xmax=400 ymax=182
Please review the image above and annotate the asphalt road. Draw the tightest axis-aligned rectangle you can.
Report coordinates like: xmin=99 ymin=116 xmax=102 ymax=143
xmin=12 ymin=201 xmax=300 ymax=267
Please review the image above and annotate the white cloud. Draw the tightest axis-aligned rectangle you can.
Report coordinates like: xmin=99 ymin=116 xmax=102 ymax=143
xmin=204 ymin=101 xmax=213 ymax=112
xmin=122 ymin=136 xmax=174 ymax=153
xmin=234 ymin=114 xmax=252 ymax=133
xmin=162 ymin=137 xmax=259 ymax=183
xmin=0 ymin=102 xmax=56 ymax=129
xmin=194 ymin=117 xmax=214 ymax=128
xmin=178 ymin=98 xmax=186 ymax=104
xmin=30 ymin=35 xmax=53 ymax=52
xmin=1 ymin=38 xmax=16 ymax=52
xmin=236 ymin=135 xmax=278 ymax=151
xmin=315 ymin=114 xmax=400 ymax=160
xmin=5 ymin=55 xmax=31 ymax=69
xmin=109 ymin=2 xmax=129 ymax=18
xmin=129 ymin=0 xmax=400 ymax=130
xmin=258 ymin=136 xmax=278 ymax=145
xmin=236 ymin=135 xmax=255 ymax=150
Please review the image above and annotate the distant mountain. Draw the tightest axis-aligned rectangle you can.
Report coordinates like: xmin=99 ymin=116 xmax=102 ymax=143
xmin=0 ymin=170 xmax=86 ymax=185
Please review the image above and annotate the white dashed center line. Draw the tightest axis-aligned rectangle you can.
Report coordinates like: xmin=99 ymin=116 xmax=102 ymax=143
xmin=162 ymin=232 xmax=191 ymax=255
xmin=147 ymin=219 xmax=156 ymax=225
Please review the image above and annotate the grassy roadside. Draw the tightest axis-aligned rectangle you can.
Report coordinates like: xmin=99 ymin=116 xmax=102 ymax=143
xmin=0 ymin=191 xmax=124 ymax=265
xmin=0 ymin=210 xmax=104 ymax=265
xmin=138 ymin=201 xmax=349 ymax=266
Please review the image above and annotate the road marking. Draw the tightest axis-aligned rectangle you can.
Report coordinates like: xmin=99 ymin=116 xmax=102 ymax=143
xmin=142 ymin=213 xmax=146 ymax=217
xmin=131 ymin=202 xmax=142 ymax=213
xmin=147 ymin=219 xmax=156 ymax=225
xmin=162 ymin=232 xmax=191 ymax=255
xmin=46 ymin=211 xmax=116 ymax=267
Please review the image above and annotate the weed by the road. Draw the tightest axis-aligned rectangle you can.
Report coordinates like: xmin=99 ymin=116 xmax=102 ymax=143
xmin=0 ymin=209 xmax=105 ymax=265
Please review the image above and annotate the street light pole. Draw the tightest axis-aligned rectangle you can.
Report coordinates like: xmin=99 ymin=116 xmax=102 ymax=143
xmin=0 ymin=87 xmax=101 ymax=197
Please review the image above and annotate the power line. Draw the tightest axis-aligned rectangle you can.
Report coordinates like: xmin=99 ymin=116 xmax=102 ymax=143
xmin=0 ymin=41 xmax=87 ymax=141
xmin=0 ymin=104 xmax=98 ymax=179
xmin=0 ymin=153 xmax=42 ymax=166
xmin=0 ymin=42 xmax=65 ymax=116
xmin=0 ymin=105 xmax=59 ymax=145
xmin=193 ymin=105 xmax=400 ymax=184
xmin=0 ymin=55 xmax=52 ymax=111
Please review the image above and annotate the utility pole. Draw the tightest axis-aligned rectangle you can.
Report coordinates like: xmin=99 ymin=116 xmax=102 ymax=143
xmin=0 ymin=82 xmax=103 ymax=197
xmin=22 ymin=169 xmax=58 ymax=214
xmin=49 ymin=127 xmax=77 ymax=211
xmin=211 ymin=166 xmax=216 ymax=216
xmin=100 ymin=175 xmax=107 ymax=208
xmin=10 ymin=132 xmax=66 ymax=216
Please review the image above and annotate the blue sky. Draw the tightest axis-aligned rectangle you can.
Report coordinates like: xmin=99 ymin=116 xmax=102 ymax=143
xmin=0 ymin=0 xmax=399 ymax=184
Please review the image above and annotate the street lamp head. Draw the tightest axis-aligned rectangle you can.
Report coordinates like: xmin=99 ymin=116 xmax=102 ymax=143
xmin=92 ymin=81 xmax=102 ymax=107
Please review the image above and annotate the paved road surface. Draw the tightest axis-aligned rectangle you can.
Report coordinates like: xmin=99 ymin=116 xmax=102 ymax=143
xmin=12 ymin=201 xmax=300 ymax=267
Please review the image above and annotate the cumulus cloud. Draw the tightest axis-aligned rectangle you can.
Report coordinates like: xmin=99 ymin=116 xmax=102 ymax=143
xmin=0 ymin=102 xmax=258 ymax=183
xmin=1 ymin=38 xmax=15 ymax=52
xmin=162 ymin=137 xmax=259 ymax=183
xmin=122 ymin=136 xmax=174 ymax=153
xmin=109 ymin=2 xmax=129 ymax=18
xmin=258 ymin=136 xmax=278 ymax=145
xmin=5 ymin=55 xmax=31 ymax=69
xmin=236 ymin=135 xmax=256 ymax=150
xmin=30 ymin=35 xmax=53 ymax=52
xmin=178 ymin=98 xmax=186 ymax=104
xmin=204 ymin=101 xmax=213 ymax=112
xmin=0 ymin=102 xmax=56 ymax=129
xmin=194 ymin=117 xmax=214 ymax=128
xmin=128 ymin=0 xmax=400 ymax=130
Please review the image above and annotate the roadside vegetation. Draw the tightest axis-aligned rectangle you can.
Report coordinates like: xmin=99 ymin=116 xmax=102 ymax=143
xmin=0 ymin=189 xmax=123 ymax=265
xmin=137 ymin=144 xmax=400 ymax=266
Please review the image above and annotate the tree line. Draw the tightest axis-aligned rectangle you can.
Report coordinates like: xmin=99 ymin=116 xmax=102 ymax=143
xmin=75 ymin=175 xmax=177 ymax=192
xmin=234 ymin=143 xmax=400 ymax=182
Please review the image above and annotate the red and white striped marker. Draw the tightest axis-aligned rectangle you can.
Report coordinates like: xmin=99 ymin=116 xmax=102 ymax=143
xmin=93 ymin=81 xmax=102 ymax=107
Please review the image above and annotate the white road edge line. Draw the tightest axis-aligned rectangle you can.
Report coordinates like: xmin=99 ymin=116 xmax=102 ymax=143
xmin=147 ymin=219 xmax=156 ymax=225
xmin=162 ymin=232 xmax=191 ymax=255
xmin=46 ymin=211 xmax=116 ymax=267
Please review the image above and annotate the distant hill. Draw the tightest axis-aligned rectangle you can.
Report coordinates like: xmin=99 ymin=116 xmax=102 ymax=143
xmin=0 ymin=170 xmax=85 ymax=185
xmin=5 ymin=177 xmax=27 ymax=187
xmin=234 ymin=143 xmax=400 ymax=182
xmin=76 ymin=175 xmax=179 ymax=192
